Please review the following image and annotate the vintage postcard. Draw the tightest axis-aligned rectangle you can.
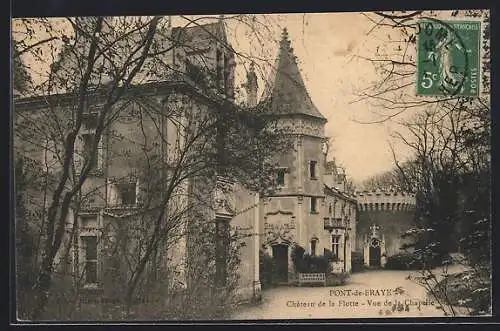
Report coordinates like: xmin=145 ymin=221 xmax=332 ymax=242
xmin=11 ymin=9 xmax=491 ymax=322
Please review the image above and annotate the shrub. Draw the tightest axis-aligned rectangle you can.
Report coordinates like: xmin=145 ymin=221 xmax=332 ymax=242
xmin=291 ymin=245 xmax=332 ymax=274
xmin=351 ymin=251 xmax=364 ymax=273
xmin=385 ymin=253 xmax=422 ymax=270
xmin=326 ymin=272 xmax=349 ymax=286
xmin=259 ymin=250 xmax=276 ymax=290
xmin=307 ymin=255 xmax=330 ymax=273
xmin=291 ymin=245 xmax=308 ymax=273
xmin=385 ymin=252 xmax=450 ymax=270
xmin=432 ymin=269 xmax=491 ymax=315
xmin=324 ymin=249 xmax=340 ymax=262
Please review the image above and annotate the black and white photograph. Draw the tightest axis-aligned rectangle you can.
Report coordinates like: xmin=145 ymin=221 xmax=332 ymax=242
xmin=11 ymin=9 xmax=492 ymax=321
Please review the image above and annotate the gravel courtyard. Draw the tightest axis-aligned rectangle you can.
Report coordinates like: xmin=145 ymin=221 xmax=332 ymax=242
xmin=231 ymin=268 xmax=469 ymax=320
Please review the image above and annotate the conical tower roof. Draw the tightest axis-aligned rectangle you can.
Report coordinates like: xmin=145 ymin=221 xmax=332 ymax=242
xmin=259 ymin=28 xmax=326 ymax=121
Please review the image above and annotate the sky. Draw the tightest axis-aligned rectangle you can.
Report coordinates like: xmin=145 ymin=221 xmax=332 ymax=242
xmin=212 ymin=12 xmax=415 ymax=183
xmin=15 ymin=11 xmax=475 ymax=184
xmin=207 ymin=10 xmax=476 ymax=184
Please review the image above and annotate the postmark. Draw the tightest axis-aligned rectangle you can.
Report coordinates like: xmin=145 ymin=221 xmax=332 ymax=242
xmin=416 ymin=19 xmax=481 ymax=96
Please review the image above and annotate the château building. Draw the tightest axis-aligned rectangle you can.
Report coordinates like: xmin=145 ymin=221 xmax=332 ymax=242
xmin=14 ymin=18 xmax=362 ymax=311
xmin=14 ymin=18 xmax=261 ymax=305
xmin=247 ymin=29 xmax=357 ymax=284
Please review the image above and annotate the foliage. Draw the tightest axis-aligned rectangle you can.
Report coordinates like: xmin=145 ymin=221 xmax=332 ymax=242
xmin=360 ymin=10 xmax=491 ymax=316
xmin=432 ymin=269 xmax=491 ymax=316
xmin=384 ymin=251 xmax=445 ymax=271
xmin=259 ymin=250 xmax=277 ymax=290
xmin=11 ymin=41 xmax=33 ymax=95
xmin=351 ymin=251 xmax=364 ymax=273
xmin=12 ymin=15 xmax=292 ymax=320
xmin=291 ymin=245 xmax=331 ymax=274
xmin=323 ymin=249 xmax=340 ymax=262
xmin=326 ymin=272 xmax=349 ymax=286
xmin=291 ymin=245 xmax=347 ymax=286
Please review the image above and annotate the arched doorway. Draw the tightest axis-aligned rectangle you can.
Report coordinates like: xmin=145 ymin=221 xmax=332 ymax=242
xmin=369 ymin=238 xmax=381 ymax=267
xmin=272 ymin=244 xmax=289 ymax=283
xmin=363 ymin=224 xmax=386 ymax=268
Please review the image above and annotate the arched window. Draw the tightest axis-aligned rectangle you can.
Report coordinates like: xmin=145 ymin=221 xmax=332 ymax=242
xmin=310 ymin=238 xmax=318 ymax=256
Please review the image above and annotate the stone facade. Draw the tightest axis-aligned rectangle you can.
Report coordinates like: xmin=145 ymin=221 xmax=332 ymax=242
xmin=13 ymin=20 xmax=260 ymax=304
xmin=254 ymin=29 xmax=356 ymax=283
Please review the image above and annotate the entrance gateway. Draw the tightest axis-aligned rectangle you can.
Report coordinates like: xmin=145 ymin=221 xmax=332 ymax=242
xmin=369 ymin=238 xmax=381 ymax=267
xmin=272 ymin=244 xmax=288 ymax=283
xmin=363 ymin=224 xmax=386 ymax=268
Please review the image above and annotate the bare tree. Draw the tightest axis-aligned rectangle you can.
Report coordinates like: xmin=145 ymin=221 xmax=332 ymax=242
xmin=13 ymin=15 xmax=292 ymax=320
xmin=356 ymin=10 xmax=491 ymax=316
xmin=352 ymin=10 xmax=490 ymax=123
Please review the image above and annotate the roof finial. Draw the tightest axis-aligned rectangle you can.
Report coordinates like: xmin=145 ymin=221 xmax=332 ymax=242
xmin=281 ymin=27 xmax=289 ymax=40
xmin=280 ymin=27 xmax=292 ymax=51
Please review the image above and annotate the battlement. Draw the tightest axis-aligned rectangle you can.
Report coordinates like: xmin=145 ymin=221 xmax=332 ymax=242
xmin=354 ymin=189 xmax=416 ymax=212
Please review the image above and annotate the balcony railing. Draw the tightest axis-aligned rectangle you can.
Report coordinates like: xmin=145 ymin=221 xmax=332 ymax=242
xmin=324 ymin=217 xmax=348 ymax=230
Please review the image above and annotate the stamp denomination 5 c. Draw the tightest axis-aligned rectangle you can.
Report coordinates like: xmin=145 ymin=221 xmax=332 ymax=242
xmin=417 ymin=19 xmax=481 ymax=97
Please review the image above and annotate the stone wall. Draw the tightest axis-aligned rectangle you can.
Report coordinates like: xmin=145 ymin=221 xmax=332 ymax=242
xmin=356 ymin=210 xmax=415 ymax=256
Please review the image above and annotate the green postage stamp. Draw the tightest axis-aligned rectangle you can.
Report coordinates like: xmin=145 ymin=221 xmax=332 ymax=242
xmin=416 ymin=20 xmax=481 ymax=97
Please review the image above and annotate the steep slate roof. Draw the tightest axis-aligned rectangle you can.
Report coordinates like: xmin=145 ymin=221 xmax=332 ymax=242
xmin=259 ymin=28 xmax=326 ymax=121
xmin=171 ymin=21 xmax=227 ymax=45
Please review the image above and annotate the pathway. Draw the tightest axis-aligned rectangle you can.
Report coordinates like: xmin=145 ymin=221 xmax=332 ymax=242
xmin=232 ymin=268 xmax=469 ymax=320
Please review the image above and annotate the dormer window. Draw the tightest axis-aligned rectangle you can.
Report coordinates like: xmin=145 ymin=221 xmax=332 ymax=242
xmin=309 ymin=160 xmax=317 ymax=180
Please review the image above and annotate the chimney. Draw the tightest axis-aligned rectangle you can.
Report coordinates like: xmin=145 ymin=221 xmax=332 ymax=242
xmin=245 ymin=62 xmax=258 ymax=107
xmin=323 ymin=160 xmax=336 ymax=189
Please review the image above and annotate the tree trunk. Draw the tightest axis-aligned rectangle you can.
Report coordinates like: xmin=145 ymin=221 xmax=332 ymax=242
xmin=30 ymin=267 xmax=52 ymax=320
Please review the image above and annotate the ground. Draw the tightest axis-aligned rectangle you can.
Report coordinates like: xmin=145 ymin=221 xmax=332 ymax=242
xmin=232 ymin=267 xmax=469 ymax=320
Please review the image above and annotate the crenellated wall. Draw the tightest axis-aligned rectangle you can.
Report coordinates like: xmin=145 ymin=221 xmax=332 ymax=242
xmin=355 ymin=189 xmax=416 ymax=259
xmin=355 ymin=189 xmax=416 ymax=212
